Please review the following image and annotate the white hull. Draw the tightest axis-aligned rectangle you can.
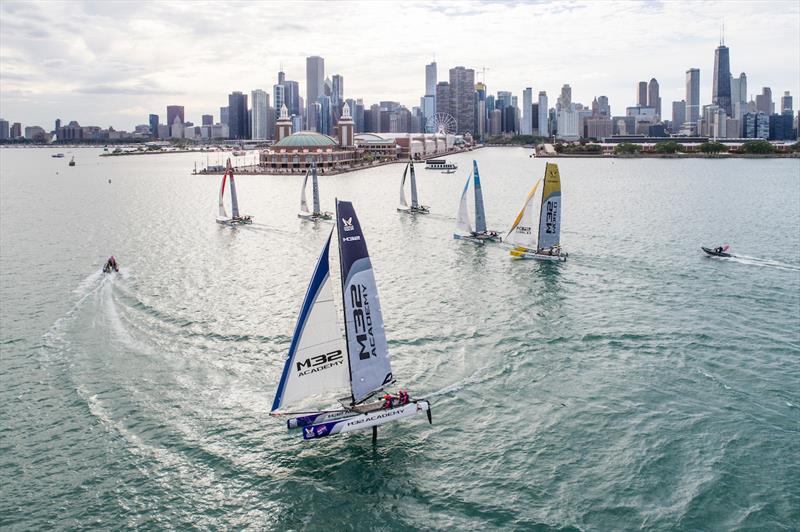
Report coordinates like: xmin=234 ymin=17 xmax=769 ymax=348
xmin=216 ymin=216 xmax=253 ymax=226
xmin=302 ymin=401 xmax=431 ymax=440
xmin=454 ymin=232 xmax=502 ymax=244
xmin=298 ymin=211 xmax=333 ymax=221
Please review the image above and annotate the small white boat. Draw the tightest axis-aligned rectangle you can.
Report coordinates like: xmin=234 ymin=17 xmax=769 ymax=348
xmin=232 ymin=150 xmax=246 ymax=156
xmin=51 ymin=153 xmax=65 ymax=158
xmin=270 ymin=200 xmax=432 ymax=441
xmin=298 ymin=161 xmax=332 ymax=220
xmin=425 ymin=158 xmax=457 ymax=170
xmin=505 ymin=162 xmax=567 ymax=261
xmin=215 ymin=159 xmax=252 ymax=225
xmin=441 ymin=169 xmax=456 ymax=174
xmin=454 ymin=160 xmax=501 ymax=244
xmin=398 ymin=160 xmax=430 ymax=214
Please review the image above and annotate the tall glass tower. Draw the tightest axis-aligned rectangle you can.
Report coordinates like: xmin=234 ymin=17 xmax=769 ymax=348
xmin=712 ymin=44 xmax=732 ymax=116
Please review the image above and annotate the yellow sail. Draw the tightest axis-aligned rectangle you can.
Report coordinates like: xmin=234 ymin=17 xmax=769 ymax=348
xmin=537 ymin=163 xmax=562 ymax=251
xmin=504 ymin=177 xmax=542 ymax=247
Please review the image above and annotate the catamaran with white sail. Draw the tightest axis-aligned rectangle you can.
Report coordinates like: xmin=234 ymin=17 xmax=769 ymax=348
xmin=215 ymin=159 xmax=252 ymax=225
xmin=270 ymin=199 xmax=431 ymax=441
xmin=454 ymin=160 xmax=501 ymax=243
xmin=298 ymin=161 xmax=332 ymax=220
xmin=398 ymin=159 xmax=430 ymax=214
xmin=505 ymin=162 xmax=567 ymax=261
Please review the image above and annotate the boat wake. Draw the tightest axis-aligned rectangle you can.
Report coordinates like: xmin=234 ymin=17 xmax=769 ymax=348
xmin=722 ymin=255 xmax=800 ymax=272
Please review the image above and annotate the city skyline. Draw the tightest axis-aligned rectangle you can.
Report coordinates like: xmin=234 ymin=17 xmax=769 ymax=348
xmin=1 ymin=0 xmax=799 ymax=130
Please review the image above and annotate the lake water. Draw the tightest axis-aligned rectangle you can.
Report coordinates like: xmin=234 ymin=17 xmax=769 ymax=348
xmin=1 ymin=147 xmax=799 ymax=530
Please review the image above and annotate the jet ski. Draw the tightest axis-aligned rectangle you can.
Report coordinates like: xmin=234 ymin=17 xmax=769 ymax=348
xmin=702 ymin=246 xmax=731 ymax=257
xmin=103 ymin=256 xmax=120 ymax=273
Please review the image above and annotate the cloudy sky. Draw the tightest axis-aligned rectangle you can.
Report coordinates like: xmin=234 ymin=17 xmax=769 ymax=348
xmin=1 ymin=0 xmax=798 ymax=130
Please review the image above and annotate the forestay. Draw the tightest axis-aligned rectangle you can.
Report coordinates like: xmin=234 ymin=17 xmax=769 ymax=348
xmin=537 ymin=163 xmax=561 ymax=251
xmin=454 ymin=172 xmax=473 ymax=236
xmin=473 ymin=160 xmax=487 ymax=233
xmin=336 ymin=200 xmax=394 ymax=403
xmin=505 ymin=178 xmax=543 ymax=249
xmin=271 ymin=231 xmax=350 ymax=412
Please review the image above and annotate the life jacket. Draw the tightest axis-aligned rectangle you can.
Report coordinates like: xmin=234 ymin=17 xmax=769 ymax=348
xmin=382 ymin=394 xmax=393 ymax=409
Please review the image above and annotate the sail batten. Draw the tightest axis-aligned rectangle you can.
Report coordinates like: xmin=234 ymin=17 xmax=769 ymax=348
xmin=473 ymin=160 xmax=487 ymax=233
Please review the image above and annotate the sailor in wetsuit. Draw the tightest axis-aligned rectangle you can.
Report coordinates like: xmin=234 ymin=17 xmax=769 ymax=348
xmin=103 ymin=256 xmax=119 ymax=273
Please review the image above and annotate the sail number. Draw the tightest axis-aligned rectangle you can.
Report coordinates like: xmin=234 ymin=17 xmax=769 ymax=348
xmin=351 ymin=284 xmax=377 ymax=360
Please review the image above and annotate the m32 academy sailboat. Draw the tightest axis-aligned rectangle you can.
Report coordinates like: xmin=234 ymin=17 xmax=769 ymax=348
xmin=298 ymin=160 xmax=333 ymax=220
xmin=505 ymin=162 xmax=567 ymax=261
xmin=215 ymin=159 xmax=252 ymax=225
xmin=398 ymin=159 xmax=430 ymax=214
xmin=271 ymin=200 xmax=431 ymax=441
xmin=454 ymin=160 xmax=501 ymax=243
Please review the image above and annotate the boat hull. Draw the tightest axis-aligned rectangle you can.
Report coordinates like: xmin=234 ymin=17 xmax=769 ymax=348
xmin=397 ymin=206 xmax=430 ymax=214
xmin=301 ymin=400 xmax=431 ymax=440
xmin=454 ymin=232 xmax=502 ymax=244
xmin=298 ymin=211 xmax=333 ymax=221
xmin=509 ymin=247 xmax=567 ymax=261
xmin=701 ymin=246 xmax=731 ymax=257
xmin=216 ymin=216 xmax=253 ymax=226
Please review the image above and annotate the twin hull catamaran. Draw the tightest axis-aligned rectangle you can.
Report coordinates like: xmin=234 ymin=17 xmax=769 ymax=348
xmin=505 ymin=162 xmax=567 ymax=261
xmin=216 ymin=159 xmax=252 ymax=225
xmin=271 ymin=200 xmax=431 ymax=440
xmin=298 ymin=161 xmax=332 ymax=220
xmin=398 ymin=160 xmax=430 ymax=214
xmin=454 ymin=160 xmax=502 ymax=243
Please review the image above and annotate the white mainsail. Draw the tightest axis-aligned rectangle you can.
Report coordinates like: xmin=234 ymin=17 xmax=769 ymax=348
xmin=299 ymin=168 xmax=310 ymax=214
xmin=311 ymin=163 xmax=321 ymax=215
xmin=454 ymin=173 xmax=473 ymax=236
xmin=229 ymin=170 xmax=240 ymax=219
xmin=409 ymin=161 xmax=420 ymax=209
xmin=399 ymin=163 xmax=409 ymax=209
xmin=271 ymin=231 xmax=350 ymax=412
xmin=473 ymin=160 xmax=487 ymax=233
xmin=505 ymin=178 xmax=543 ymax=249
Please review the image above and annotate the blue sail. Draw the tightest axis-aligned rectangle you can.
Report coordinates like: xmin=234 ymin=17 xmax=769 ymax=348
xmin=336 ymin=200 xmax=394 ymax=403
xmin=473 ymin=160 xmax=487 ymax=233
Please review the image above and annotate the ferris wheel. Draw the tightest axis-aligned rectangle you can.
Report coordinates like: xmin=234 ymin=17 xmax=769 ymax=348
xmin=425 ymin=112 xmax=457 ymax=135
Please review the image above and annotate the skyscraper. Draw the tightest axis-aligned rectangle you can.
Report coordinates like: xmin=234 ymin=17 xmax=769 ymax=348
xmin=331 ymin=74 xmax=343 ymax=107
xmin=284 ymin=80 xmax=300 ymax=117
xmin=435 ymin=81 xmax=450 ymax=122
xmin=251 ymin=89 xmax=269 ymax=140
xmin=228 ymin=91 xmax=248 ymax=139
xmin=781 ymin=91 xmax=793 ymax=114
xmin=475 ymin=82 xmax=487 ymax=139
xmin=685 ymin=68 xmax=700 ymax=132
xmin=756 ymin=87 xmax=773 ymax=114
xmin=648 ymin=78 xmax=661 ymax=118
xmin=712 ymin=43 xmax=732 ymax=116
xmin=425 ymin=62 xmax=437 ymax=97
xmin=521 ymin=88 xmax=533 ymax=135
xmin=0 ymin=119 xmax=8 ymax=140
xmin=149 ymin=114 xmax=159 ymax=138
xmin=166 ymin=105 xmax=184 ymax=127
xmin=672 ymin=100 xmax=686 ymax=131
xmin=449 ymin=66 xmax=476 ymax=135
xmin=559 ymin=84 xmax=572 ymax=110
xmin=730 ymin=72 xmax=747 ymax=119
xmin=637 ymin=81 xmax=648 ymax=106
xmin=317 ymin=96 xmax=332 ymax=135
xmin=537 ymin=91 xmax=549 ymax=137
xmin=306 ymin=56 xmax=324 ymax=110
xmin=273 ymin=83 xmax=285 ymax=115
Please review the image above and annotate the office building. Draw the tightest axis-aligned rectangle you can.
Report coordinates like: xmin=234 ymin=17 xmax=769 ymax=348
xmin=558 ymin=84 xmax=572 ymax=111
xmin=521 ymin=87 xmax=533 ymax=135
xmin=306 ymin=56 xmax=325 ymax=110
xmin=743 ymin=112 xmax=769 ymax=139
xmin=202 ymin=114 xmax=213 ymax=126
xmin=166 ymin=105 xmax=184 ymax=127
xmin=10 ymin=122 xmax=21 ymax=139
xmin=435 ymin=81 xmax=450 ymax=121
xmin=671 ymin=100 xmax=686 ymax=131
xmin=712 ymin=43 xmax=732 ymax=116
xmin=425 ymin=62 xmax=437 ymax=97
xmin=781 ymin=91 xmax=793 ymax=114
xmin=317 ymin=96 xmax=333 ymax=135
xmin=0 ymin=119 xmax=8 ymax=139
xmin=449 ymin=66 xmax=475 ymax=135
xmin=648 ymin=78 xmax=661 ymax=119
xmin=149 ymin=114 xmax=159 ymax=138
xmin=220 ymin=107 xmax=229 ymax=125
xmin=251 ymin=89 xmax=269 ymax=140
xmin=756 ymin=87 xmax=774 ymax=114
xmin=332 ymin=74 xmax=343 ymax=107
xmin=537 ymin=91 xmax=549 ymax=137
xmin=769 ymin=113 xmax=794 ymax=140
xmin=475 ymin=82 xmax=487 ymax=139
xmin=685 ymin=68 xmax=700 ymax=133
xmin=228 ymin=91 xmax=249 ymax=139
xmin=273 ymin=83 xmax=285 ymax=115
xmin=637 ymin=81 xmax=648 ymax=106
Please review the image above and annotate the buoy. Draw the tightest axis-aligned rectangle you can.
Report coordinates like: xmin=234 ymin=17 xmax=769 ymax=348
xmin=108 ymin=179 xmax=112 ymax=183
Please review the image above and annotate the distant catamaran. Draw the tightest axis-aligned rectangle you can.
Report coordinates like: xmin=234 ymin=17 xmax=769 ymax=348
xmin=398 ymin=159 xmax=430 ymax=214
xmin=505 ymin=162 xmax=567 ymax=261
xmin=298 ymin=161 xmax=332 ymax=220
xmin=454 ymin=160 xmax=501 ymax=243
xmin=216 ymin=159 xmax=252 ymax=225
xmin=271 ymin=200 xmax=431 ymax=441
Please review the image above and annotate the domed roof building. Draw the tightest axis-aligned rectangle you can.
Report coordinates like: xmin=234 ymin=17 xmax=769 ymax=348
xmin=272 ymin=131 xmax=338 ymax=148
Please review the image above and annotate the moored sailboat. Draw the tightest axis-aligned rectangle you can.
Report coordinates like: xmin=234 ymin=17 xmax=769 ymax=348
xmin=505 ymin=162 xmax=567 ymax=261
xmin=454 ymin=160 xmax=501 ymax=243
xmin=398 ymin=160 xmax=430 ymax=214
xmin=271 ymin=200 xmax=431 ymax=440
xmin=298 ymin=161 xmax=332 ymax=220
xmin=215 ymin=159 xmax=252 ymax=225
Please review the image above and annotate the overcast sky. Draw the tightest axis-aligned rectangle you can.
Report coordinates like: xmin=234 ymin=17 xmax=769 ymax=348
xmin=1 ymin=0 xmax=798 ymax=130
